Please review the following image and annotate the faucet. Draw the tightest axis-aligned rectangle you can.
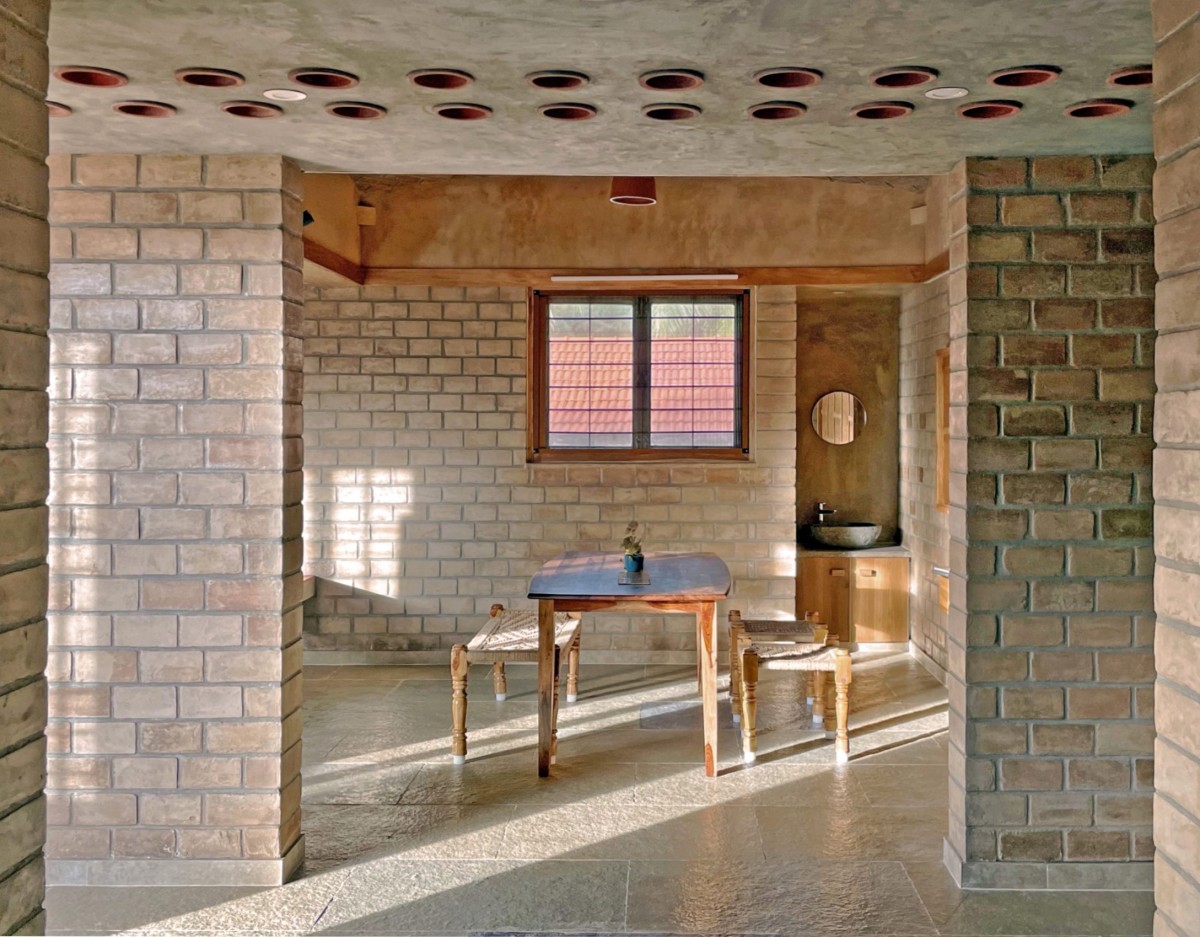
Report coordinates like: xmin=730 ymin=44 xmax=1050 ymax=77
xmin=816 ymin=502 xmax=836 ymax=525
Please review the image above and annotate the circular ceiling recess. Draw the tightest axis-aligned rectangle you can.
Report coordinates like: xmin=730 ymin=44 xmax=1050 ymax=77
xmin=46 ymin=101 xmax=73 ymax=117
xmin=113 ymin=100 xmax=177 ymax=118
xmin=538 ymin=102 xmax=597 ymax=121
xmin=175 ymin=67 xmax=245 ymax=88
xmin=432 ymin=102 xmax=492 ymax=120
xmin=870 ymin=66 xmax=939 ymax=88
xmin=54 ymin=65 xmax=128 ymax=87
xmin=527 ymin=70 xmax=590 ymax=90
xmin=754 ymin=67 xmax=823 ymax=89
xmin=852 ymin=100 xmax=914 ymax=120
xmin=1107 ymin=65 xmax=1153 ymax=87
xmin=326 ymin=101 xmax=388 ymax=120
xmin=220 ymin=100 xmax=284 ymax=118
xmin=408 ymin=68 xmax=474 ymax=90
xmin=1065 ymin=98 xmax=1134 ymax=118
xmin=988 ymin=65 xmax=1061 ymax=87
xmin=288 ymin=67 xmax=359 ymax=89
xmin=641 ymin=102 xmax=702 ymax=120
xmin=747 ymin=100 xmax=807 ymax=120
xmin=957 ymin=99 xmax=1023 ymax=120
xmin=639 ymin=69 xmax=705 ymax=91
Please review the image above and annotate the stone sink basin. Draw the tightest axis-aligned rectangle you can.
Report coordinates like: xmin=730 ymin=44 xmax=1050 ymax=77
xmin=810 ymin=522 xmax=882 ymax=549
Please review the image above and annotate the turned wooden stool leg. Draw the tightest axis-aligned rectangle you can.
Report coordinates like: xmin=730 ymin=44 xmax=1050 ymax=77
xmin=834 ymin=649 xmax=852 ymax=763
xmin=492 ymin=662 xmax=507 ymax=701
xmin=740 ymin=649 xmax=760 ymax=765
xmin=450 ymin=644 xmax=469 ymax=765
xmin=566 ymin=633 xmax=580 ymax=703
xmin=812 ymin=671 xmax=826 ymax=727
xmin=551 ymin=647 xmax=562 ymax=764
xmin=823 ymin=668 xmax=836 ymax=738
xmin=806 ymin=671 xmax=817 ymax=705
xmin=729 ymin=618 xmax=745 ymax=723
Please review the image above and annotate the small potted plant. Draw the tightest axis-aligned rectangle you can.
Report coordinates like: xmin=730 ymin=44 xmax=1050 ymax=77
xmin=621 ymin=521 xmax=644 ymax=572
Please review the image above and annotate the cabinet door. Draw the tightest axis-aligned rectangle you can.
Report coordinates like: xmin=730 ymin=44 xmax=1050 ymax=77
xmin=851 ymin=557 xmax=909 ymax=643
xmin=798 ymin=556 xmax=851 ymax=642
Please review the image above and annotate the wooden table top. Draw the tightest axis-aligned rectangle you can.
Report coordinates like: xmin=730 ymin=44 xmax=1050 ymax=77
xmin=528 ymin=551 xmax=731 ymax=602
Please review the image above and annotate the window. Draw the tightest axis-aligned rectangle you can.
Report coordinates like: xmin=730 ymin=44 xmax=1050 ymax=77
xmin=527 ymin=290 xmax=751 ymax=461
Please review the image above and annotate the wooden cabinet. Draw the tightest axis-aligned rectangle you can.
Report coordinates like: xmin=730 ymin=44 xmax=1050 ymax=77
xmin=798 ymin=554 xmax=909 ymax=645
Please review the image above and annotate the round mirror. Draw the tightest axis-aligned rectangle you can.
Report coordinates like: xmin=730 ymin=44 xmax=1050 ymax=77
xmin=812 ymin=391 xmax=866 ymax=445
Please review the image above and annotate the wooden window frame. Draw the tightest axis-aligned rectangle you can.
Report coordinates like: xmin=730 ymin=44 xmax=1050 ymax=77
xmin=935 ymin=346 xmax=950 ymax=514
xmin=527 ymin=288 xmax=754 ymax=463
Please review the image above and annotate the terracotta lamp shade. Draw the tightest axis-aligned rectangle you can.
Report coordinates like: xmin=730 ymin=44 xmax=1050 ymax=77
xmin=609 ymin=176 xmax=657 ymax=206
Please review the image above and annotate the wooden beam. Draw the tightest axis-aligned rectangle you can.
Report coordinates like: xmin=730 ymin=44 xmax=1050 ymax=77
xmin=302 ymin=238 xmax=365 ymax=285
xmin=363 ymin=264 xmax=939 ymax=289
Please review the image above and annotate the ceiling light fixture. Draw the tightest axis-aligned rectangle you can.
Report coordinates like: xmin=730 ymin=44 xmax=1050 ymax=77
xmin=551 ymin=273 xmax=739 ymax=283
xmin=264 ymin=88 xmax=307 ymax=101
xmin=609 ymin=176 xmax=657 ymax=205
xmin=924 ymin=86 xmax=969 ymax=99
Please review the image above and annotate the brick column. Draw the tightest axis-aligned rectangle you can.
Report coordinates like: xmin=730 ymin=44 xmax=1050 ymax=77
xmin=948 ymin=156 xmax=1156 ymax=890
xmin=1151 ymin=3 xmax=1200 ymax=933
xmin=0 ymin=0 xmax=50 ymax=931
xmin=46 ymin=155 xmax=304 ymax=885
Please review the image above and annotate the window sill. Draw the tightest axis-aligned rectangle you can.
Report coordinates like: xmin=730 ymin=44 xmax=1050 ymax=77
xmin=527 ymin=447 xmax=752 ymax=464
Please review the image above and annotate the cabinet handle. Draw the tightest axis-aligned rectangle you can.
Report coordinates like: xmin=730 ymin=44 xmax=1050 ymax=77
xmin=860 ymin=568 xmax=878 ymax=577
xmin=829 ymin=568 xmax=847 ymax=577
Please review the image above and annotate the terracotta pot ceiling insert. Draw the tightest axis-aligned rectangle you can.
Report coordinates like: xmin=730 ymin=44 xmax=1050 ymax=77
xmin=957 ymin=100 xmax=1023 ymax=120
xmin=1065 ymin=98 xmax=1134 ymax=118
xmin=288 ymin=67 xmax=359 ymax=89
xmin=46 ymin=100 xmax=73 ymax=117
xmin=220 ymin=100 xmax=284 ymax=118
xmin=54 ymin=65 xmax=128 ymax=87
xmin=988 ymin=65 xmax=1061 ymax=87
xmin=609 ymin=177 xmax=657 ymax=205
xmin=852 ymin=100 xmax=914 ymax=120
xmin=175 ymin=67 xmax=245 ymax=88
xmin=870 ymin=66 xmax=939 ymax=88
xmin=754 ymin=67 xmax=823 ymax=88
xmin=326 ymin=101 xmax=388 ymax=120
xmin=113 ymin=100 xmax=177 ymax=118
xmin=642 ymin=102 xmax=701 ymax=120
xmin=538 ymin=103 xmax=597 ymax=121
xmin=747 ymin=101 xmax=807 ymax=120
xmin=408 ymin=69 xmax=474 ymax=90
xmin=639 ymin=69 xmax=705 ymax=90
xmin=1107 ymin=65 xmax=1153 ymax=87
xmin=432 ymin=102 xmax=493 ymax=120
xmin=527 ymin=70 xmax=590 ymax=90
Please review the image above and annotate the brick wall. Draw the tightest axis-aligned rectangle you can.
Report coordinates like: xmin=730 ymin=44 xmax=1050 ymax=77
xmin=949 ymin=155 xmax=1156 ymax=890
xmin=45 ymin=155 xmax=305 ymax=885
xmin=900 ymin=274 xmax=953 ymax=676
xmin=0 ymin=0 xmax=50 ymax=930
xmin=1151 ymin=2 xmax=1200 ymax=932
xmin=302 ymin=284 xmax=798 ymax=660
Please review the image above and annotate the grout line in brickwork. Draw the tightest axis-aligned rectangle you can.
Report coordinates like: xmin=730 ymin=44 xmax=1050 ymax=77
xmin=1154 ymin=8 xmax=1200 ymax=45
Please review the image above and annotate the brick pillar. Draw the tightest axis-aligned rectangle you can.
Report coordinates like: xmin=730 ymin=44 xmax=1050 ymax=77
xmin=0 ymin=0 xmax=51 ymax=931
xmin=46 ymin=155 xmax=304 ymax=886
xmin=1151 ymin=3 xmax=1200 ymax=933
xmin=947 ymin=156 xmax=1156 ymax=890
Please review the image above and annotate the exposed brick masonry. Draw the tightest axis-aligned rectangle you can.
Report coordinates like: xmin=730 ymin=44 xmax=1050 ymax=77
xmin=950 ymin=155 xmax=1157 ymax=889
xmin=1151 ymin=2 xmax=1200 ymax=933
xmin=302 ymin=285 xmax=798 ymax=659
xmin=0 ymin=0 xmax=51 ymax=931
xmin=45 ymin=155 xmax=305 ymax=885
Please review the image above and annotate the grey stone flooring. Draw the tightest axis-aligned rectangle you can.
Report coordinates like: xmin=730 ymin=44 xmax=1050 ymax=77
xmin=46 ymin=653 xmax=1154 ymax=935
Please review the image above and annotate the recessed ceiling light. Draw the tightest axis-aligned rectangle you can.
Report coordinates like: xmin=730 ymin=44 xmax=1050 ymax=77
xmin=924 ymin=86 xmax=969 ymax=99
xmin=264 ymin=88 xmax=307 ymax=101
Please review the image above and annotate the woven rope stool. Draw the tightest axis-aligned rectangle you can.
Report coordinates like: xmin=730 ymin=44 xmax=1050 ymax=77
xmin=449 ymin=603 xmax=581 ymax=765
xmin=727 ymin=608 xmax=853 ymax=764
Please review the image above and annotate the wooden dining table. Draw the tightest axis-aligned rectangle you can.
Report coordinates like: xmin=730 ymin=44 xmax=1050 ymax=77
xmin=527 ymin=551 xmax=732 ymax=777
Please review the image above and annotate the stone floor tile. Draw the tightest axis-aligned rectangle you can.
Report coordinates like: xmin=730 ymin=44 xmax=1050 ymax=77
xmin=902 ymin=861 xmax=1154 ymax=935
xmin=399 ymin=753 xmax=640 ymax=806
xmin=315 ymin=859 xmax=630 ymax=934
xmin=626 ymin=859 xmax=938 ymax=935
xmin=757 ymin=804 xmax=947 ymax=863
xmin=302 ymin=761 xmax=422 ymax=805
xmin=633 ymin=761 xmax=871 ymax=809
xmin=303 ymin=804 xmax=515 ymax=862
xmin=848 ymin=765 xmax=951 ymax=808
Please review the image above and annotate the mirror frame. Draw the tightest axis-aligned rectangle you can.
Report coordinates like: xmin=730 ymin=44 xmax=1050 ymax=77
xmin=811 ymin=390 xmax=867 ymax=445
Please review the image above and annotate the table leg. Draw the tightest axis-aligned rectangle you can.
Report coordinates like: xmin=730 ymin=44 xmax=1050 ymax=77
xmin=537 ymin=598 xmax=555 ymax=777
xmin=698 ymin=602 xmax=718 ymax=777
